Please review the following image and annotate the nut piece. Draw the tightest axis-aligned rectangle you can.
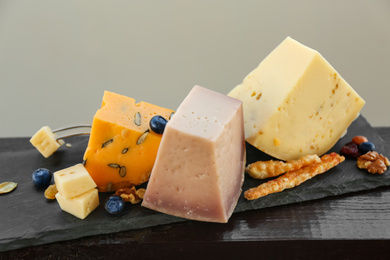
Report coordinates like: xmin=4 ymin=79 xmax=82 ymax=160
xmin=352 ymin=135 xmax=368 ymax=145
xmin=357 ymin=151 xmax=390 ymax=174
xmin=44 ymin=184 xmax=58 ymax=200
xmin=114 ymin=186 xmax=146 ymax=204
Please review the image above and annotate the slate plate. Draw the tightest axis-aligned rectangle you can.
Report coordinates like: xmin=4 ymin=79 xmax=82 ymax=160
xmin=0 ymin=115 xmax=389 ymax=252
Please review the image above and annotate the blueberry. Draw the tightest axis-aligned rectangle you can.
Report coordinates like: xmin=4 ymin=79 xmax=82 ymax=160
xmin=149 ymin=115 xmax=168 ymax=134
xmin=105 ymin=195 xmax=125 ymax=215
xmin=32 ymin=168 xmax=52 ymax=187
xmin=359 ymin=142 xmax=375 ymax=154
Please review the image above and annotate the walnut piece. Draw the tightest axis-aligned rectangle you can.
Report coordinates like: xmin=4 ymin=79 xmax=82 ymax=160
xmin=114 ymin=186 xmax=145 ymax=204
xmin=357 ymin=151 xmax=390 ymax=174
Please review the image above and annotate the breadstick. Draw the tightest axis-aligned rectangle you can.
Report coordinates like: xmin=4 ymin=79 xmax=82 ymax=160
xmin=244 ymin=153 xmax=345 ymax=200
xmin=246 ymin=154 xmax=321 ymax=179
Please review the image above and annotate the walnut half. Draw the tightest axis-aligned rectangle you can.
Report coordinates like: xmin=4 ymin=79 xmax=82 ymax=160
xmin=114 ymin=186 xmax=145 ymax=204
xmin=357 ymin=151 xmax=390 ymax=174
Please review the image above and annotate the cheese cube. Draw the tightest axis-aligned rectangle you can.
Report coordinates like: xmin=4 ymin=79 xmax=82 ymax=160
xmin=228 ymin=37 xmax=365 ymax=161
xmin=54 ymin=164 xmax=97 ymax=199
xmin=30 ymin=126 xmax=64 ymax=158
xmin=83 ymin=91 xmax=175 ymax=192
xmin=142 ymin=85 xmax=246 ymax=223
xmin=55 ymin=188 xmax=99 ymax=219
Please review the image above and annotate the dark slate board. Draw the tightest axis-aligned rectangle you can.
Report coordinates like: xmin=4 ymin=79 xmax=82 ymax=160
xmin=0 ymin=115 xmax=389 ymax=252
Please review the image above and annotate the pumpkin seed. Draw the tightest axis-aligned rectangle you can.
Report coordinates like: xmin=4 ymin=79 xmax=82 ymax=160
xmin=169 ymin=112 xmax=175 ymax=120
xmin=119 ymin=166 xmax=127 ymax=177
xmin=108 ymin=163 xmax=121 ymax=169
xmin=0 ymin=182 xmax=17 ymax=194
xmin=137 ymin=130 xmax=149 ymax=145
xmin=134 ymin=112 xmax=142 ymax=126
xmin=121 ymin=148 xmax=129 ymax=154
xmin=102 ymin=138 xmax=114 ymax=148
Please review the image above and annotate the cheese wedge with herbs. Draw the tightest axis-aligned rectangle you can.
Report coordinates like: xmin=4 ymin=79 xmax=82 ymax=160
xmin=83 ymin=91 xmax=174 ymax=192
xmin=228 ymin=37 xmax=365 ymax=161
xmin=142 ymin=85 xmax=245 ymax=223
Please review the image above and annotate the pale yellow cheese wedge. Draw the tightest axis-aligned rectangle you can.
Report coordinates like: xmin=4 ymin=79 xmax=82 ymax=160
xmin=55 ymin=188 xmax=99 ymax=219
xmin=228 ymin=37 xmax=365 ymax=161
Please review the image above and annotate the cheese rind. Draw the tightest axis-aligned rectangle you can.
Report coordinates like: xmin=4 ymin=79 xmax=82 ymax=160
xmin=54 ymin=164 xmax=97 ymax=199
xmin=55 ymin=188 xmax=99 ymax=219
xmin=142 ymin=85 xmax=245 ymax=223
xmin=30 ymin=126 xmax=64 ymax=158
xmin=83 ymin=91 xmax=175 ymax=192
xmin=228 ymin=37 xmax=365 ymax=161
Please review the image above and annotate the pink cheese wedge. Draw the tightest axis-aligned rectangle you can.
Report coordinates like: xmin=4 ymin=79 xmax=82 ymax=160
xmin=142 ymin=85 xmax=246 ymax=223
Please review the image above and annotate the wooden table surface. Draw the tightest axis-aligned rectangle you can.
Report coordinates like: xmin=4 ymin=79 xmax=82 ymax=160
xmin=1 ymin=127 xmax=390 ymax=259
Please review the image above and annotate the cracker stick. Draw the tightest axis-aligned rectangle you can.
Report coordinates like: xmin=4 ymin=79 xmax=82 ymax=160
xmin=244 ymin=153 xmax=345 ymax=200
xmin=246 ymin=154 xmax=321 ymax=179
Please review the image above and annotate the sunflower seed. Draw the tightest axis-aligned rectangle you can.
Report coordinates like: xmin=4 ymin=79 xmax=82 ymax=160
xmin=134 ymin=112 xmax=142 ymax=126
xmin=82 ymin=159 xmax=87 ymax=167
xmin=121 ymin=148 xmax=129 ymax=154
xmin=0 ymin=182 xmax=18 ymax=194
xmin=119 ymin=166 xmax=127 ymax=177
xmin=137 ymin=130 xmax=149 ymax=145
xmin=102 ymin=138 xmax=114 ymax=148
xmin=108 ymin=163 xmax=121 ymax=169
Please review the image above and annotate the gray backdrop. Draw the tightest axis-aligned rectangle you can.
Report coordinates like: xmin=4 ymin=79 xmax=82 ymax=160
xmin=1 ymin=0 xmax=389 ymax=137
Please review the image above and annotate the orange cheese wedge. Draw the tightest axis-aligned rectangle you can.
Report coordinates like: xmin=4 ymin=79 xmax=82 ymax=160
xmin=83 ymin=91 xmax=174 ymax=192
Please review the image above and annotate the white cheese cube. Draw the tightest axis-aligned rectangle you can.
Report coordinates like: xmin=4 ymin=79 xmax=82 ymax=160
xmin=30 ymin=126 xmax=64 ymax=158
xmin=55 ymin=188 xmax=99 ymax=219
xmin=228 ymin=37 xmax=365 ymax=161
xmin=54 ymin=164 xmax=97 ymax=199
xmin=142 ymin=85 xmax=246 ymax=223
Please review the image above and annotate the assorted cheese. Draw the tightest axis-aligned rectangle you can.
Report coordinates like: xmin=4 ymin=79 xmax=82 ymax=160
xmin=82 ymin=91 xmax=175 ymax=192
xmin=228 ymin=37 xmax=365 ymax=161
xmin=32 ymin=37 xmax=367 ymax=222
xmin=54 ymin=164 xmax=99 ymax=219
xmin=142 ymin=85 xmax=246 ymax=223
xmin=30 ymin=126 xmax=64 ymax=158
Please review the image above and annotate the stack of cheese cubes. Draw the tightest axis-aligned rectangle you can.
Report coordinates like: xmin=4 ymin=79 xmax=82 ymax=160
xmin=54 ymin=164 xmax=99 ymax=219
